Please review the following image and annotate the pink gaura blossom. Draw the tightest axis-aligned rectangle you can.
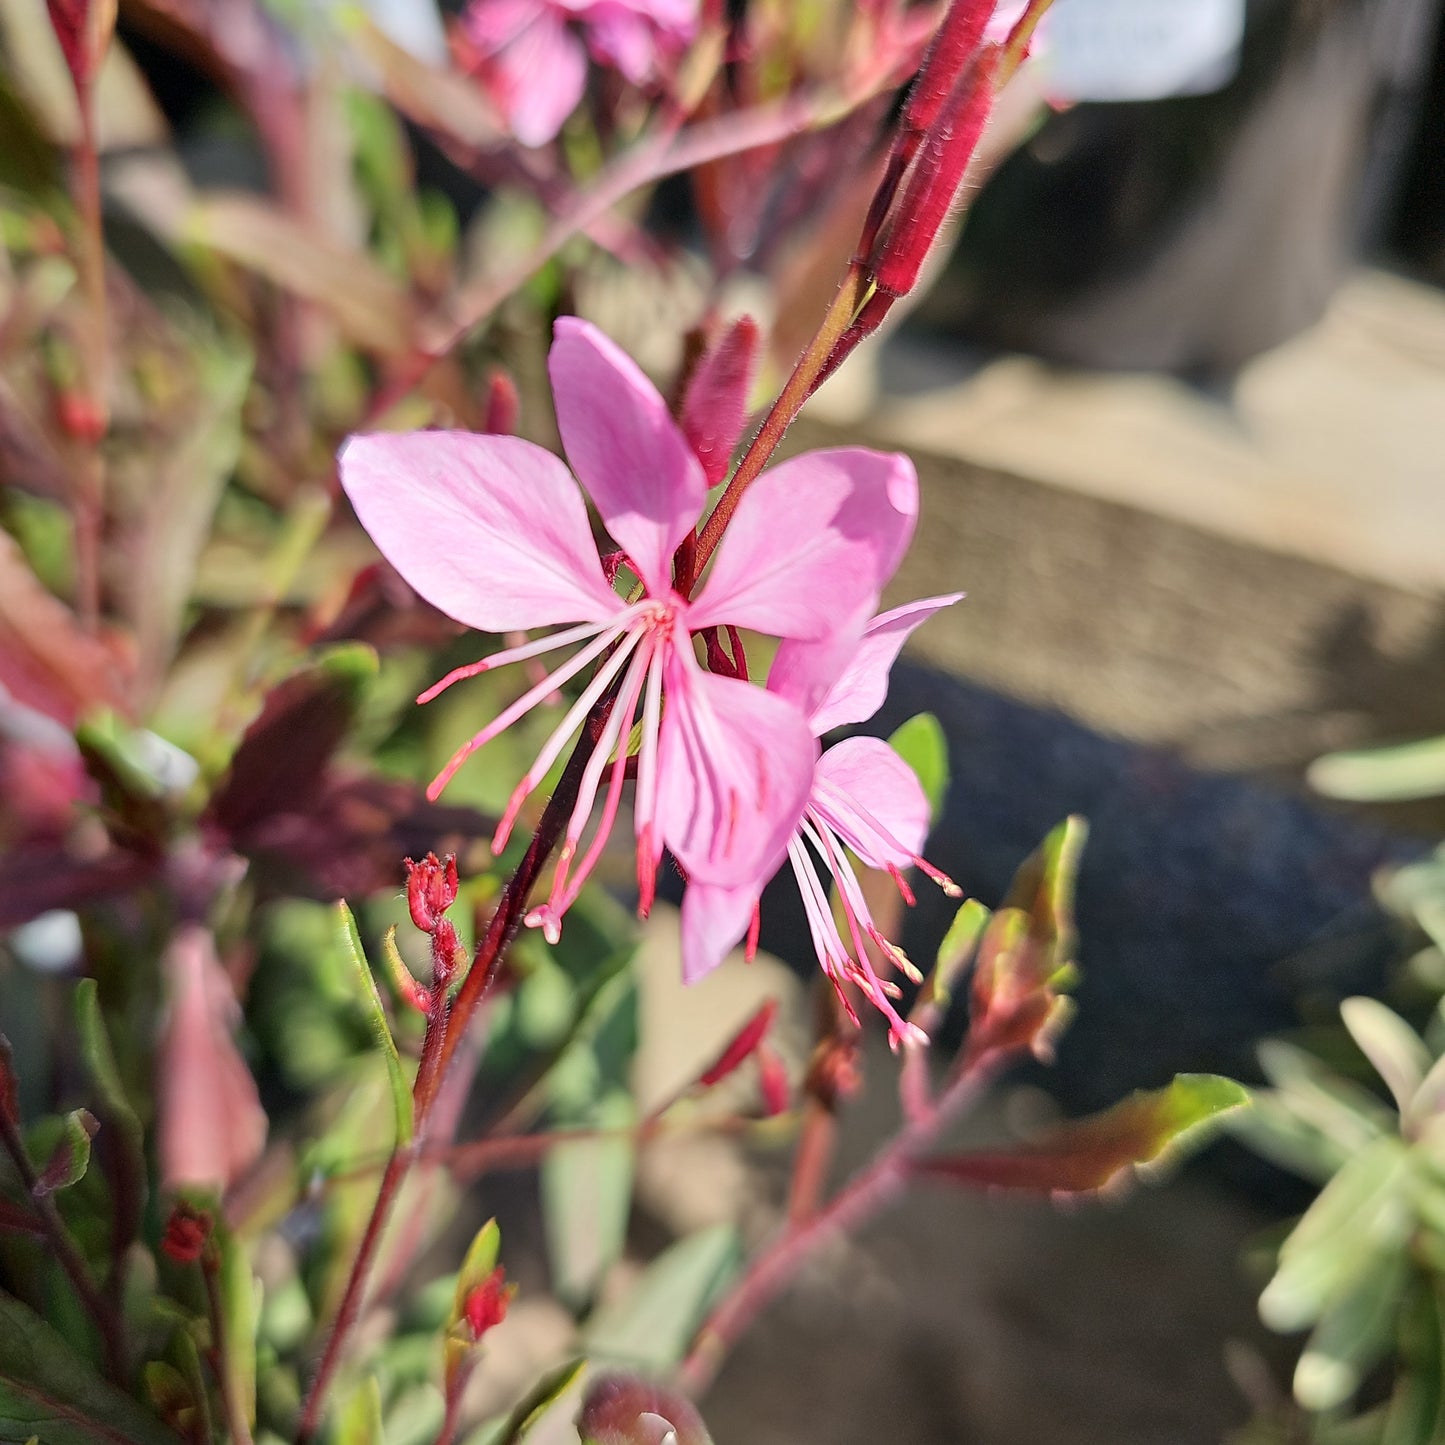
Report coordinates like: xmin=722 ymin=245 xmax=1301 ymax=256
xmin=682 ymin=595 xmax=963 ymax=1047
xmin=340 ymin=317 xmax=917 ymax=947
xmin=460 ymin=0 xmax=698 ymax=146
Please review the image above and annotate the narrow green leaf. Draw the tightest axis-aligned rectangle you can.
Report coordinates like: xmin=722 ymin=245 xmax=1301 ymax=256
xmin=450 ymin=1219 xmax=502 ymax=1328
xmin=887 ymin=713 xmax=948 ymax=822
xmin=337 ymin=1378 xmax=384 ymax=1445
xmin=917 ymin=898 xmax=990 ymax=1017
xmin=913 ymin=1074 xmax=1249 ymax=1197
xmin=73 ymin=980 xmax=143 ymax=1152
xmin=481 ymin=1357 xmax=587 ymax=1445
xmin=1261 ymin=1138 xmax=1412 ymax=1333
xmin=583 ymin=1225 xmax=740 ymax=1374
xmin=1340 ymin=997 xmax=1430 ymax=1116
xmin=1295 ymin=1242 xmax=1409 ymax=1411
xmin=1309 ymin=735 xmax=1445 ymax=803
xmin=336 ymin=901 xmax=413 ymax=1147
xmin=0 ymin=1294 xmax=176 ymax=1445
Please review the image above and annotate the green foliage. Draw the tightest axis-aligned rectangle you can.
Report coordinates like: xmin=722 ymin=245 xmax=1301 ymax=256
xmin=888 ymin=712 xmax=949 ymax=821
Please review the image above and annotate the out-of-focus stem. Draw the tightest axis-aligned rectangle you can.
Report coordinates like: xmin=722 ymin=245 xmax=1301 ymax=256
xmin=688 ymin=263 xmax=869 ymax=582
xmin=202 ymin=1246 xmax=255 ymax=1445
xmin=677 ymin=1045 xmax=1010 ymax=1398
xmin=71 ymin=75 xmax=108 ymax=631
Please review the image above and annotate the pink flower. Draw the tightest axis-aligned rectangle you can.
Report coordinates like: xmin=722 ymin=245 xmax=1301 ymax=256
xmin=682 ymin=595 xmax=962 ymax=1047
xmin=340 ymin=318 xmax=916 ymax=946
xmin=460 ymin=0 xmax=699 ymax=146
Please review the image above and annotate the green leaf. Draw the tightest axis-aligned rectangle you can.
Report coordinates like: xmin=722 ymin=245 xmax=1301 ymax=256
xmin=888 ymin=713 xmax=948 ymax=822
xmin=583 ymin=1225 xmax=740 ymax=1374
xmin=450 ymin=1219 xmax=502 ymax=1328
xmin=73 ymin=981 xmax=142 ymax=1148
xmin=1382 ymin=1279 xmax=1445 ymax=1445
xmin=336 ymin=901 xmax=414 ymax=1148
xmin=912 ymin=1074 xmax=1250 ymax=1196
xmin=541 ymin=1090 xmax=634 ymax=1308
xmin=963 ymin=817 xmax=1087 ymax=1065
xmin=1295 ymin=1241 xmax=1409 ymax=1411
xmin=34 ymin=1109 xmax=98 ymax=1195
xmin=337 ymin=1378 xmax=384 ymax=1445
xmin=918 ymin=898 xmax=990 ymax=1017
xmin=0 ymin=1294 xmax=175 ymax=1445
xmin=1261 ymin=1138 xmax=1412 ymax=1333
xmin=476 ymin=1357 xmax=587 ymax=1445
xmin=1310 ymin=735 xmax=1445 ymax=803
xmin=1256 ymin=1040 xmax=1393 ymax=1153
xmin=1340 ymin=998 xmax=1429 ymax=1116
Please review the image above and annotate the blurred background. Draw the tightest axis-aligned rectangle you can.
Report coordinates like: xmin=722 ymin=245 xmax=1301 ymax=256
xmin=2 ymin=0 xmax=1444 ymax=1440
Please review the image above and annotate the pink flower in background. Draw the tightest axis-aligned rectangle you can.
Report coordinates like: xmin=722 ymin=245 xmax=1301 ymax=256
xmin=683 ymin=595 xmax=963 ymax=1047
xmin=158 ymin=925 xmax=267 ymax=1194
xmin=460 ymin=0 xmax=699 ymax=145
xmin=340 ymin=317 xmax=916 ymax=948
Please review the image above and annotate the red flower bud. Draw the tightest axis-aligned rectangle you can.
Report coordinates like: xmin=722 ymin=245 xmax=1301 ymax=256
xmin=54 ymin=391 xmax=106 ymax=445
xmin=902 ymin=0 xmax=998 ymax=140
xmin=482 ymin=369 xmax=520 ymax=436
xmin=757 ymin=1045 xmax=791 ymax=1116
xmin=406 ymin=852 xmax=459 ymax=933
xmin=873 ymin=46 xmax=1000 ymax=300
xmin=462 ymin=1266 xmax=513 ymax=1342
xmin=160 ymin=1201 xmax=213 ymax=1264
xmin=699 ymin=999 xmax=778 ymax=1087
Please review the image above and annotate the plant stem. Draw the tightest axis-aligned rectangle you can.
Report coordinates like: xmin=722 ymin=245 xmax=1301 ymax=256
xmin=0 ymin=1103 xmax=123 ymax=1380
xmin=294 ymin=1147 xmax=410 ymax=1445
xmin=676 ymin=1045 xmax=1008 ymax=1398
xmin=71 ymin=75 xmax=108 ymax=632
xmin=687 ymin=264 xmax=869 ymax=584
xmin=202 ymin=1246 xmax=255 ymax=1445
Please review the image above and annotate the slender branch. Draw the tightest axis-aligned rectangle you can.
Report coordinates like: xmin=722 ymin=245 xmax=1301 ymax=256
xmin=294 ymin=1148 xmax=410 ymax=1445
xmin=202 ymin=1246 xmax=255 ymax=1445
xmin=0 ymin=1104 xmax=123 ymax=1379
xmin=676 ymin=1045 xmax=1010 ymax=1397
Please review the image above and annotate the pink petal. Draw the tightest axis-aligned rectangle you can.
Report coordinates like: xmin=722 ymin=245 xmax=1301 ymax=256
xmin=340 ymin=431 xmax=620 ymax=632
xmin=657 ymin=646 xmax=816 ymax=888
xmin=689 ymin=448 xmax=918 ymax=639
xmin=772 ymin=592 xmax=962 ymax=735
xmin=680 ymin=881 xmax=759 ymax=984
xmin=584 ymin=7 xmax=658 ymax=81
xmin=549 ymin=318 xmax=706 ymax=597
xmin=159 ymin=925 xmax=267 ymax=1193
xmin=462 ymin=0 xmax=545 ymax=52
xmin=494 ymin=11 xmax=588 ymax=145
xmin=809 ymin=735 xmax=930 ymax=867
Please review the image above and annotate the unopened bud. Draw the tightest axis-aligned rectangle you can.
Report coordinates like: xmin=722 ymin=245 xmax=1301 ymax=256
xmin=160 ymin=1201 xmax=213 ymax=1264
xmin=54 ymin=390 xmax=106 ymax=445
xmin=461 ymin=1266 xmax=513 ymax=1342
xmin=482 ymin=369 xmax=519 ymax=435
xmin=873 ymin=47 xmax=1000 ymax=300
xmin=406 ymin=852 xmax=459 ymax=934
xmin=699 ymin=999 xmax=777 ymax=1088
xmin=902 ymin=0 xmax=999 ymax=139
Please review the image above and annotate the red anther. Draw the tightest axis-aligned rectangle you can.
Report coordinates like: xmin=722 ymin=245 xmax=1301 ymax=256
xmin=462 ymin=1266 xmax=513 ymax=1342
xmin=757 ymin=1045 xmax=791 ymax=1116
xmin=406 ymin=853 xmax=459 ymax=933
xmin=745 ymin=903 xmax=761 ymax=963
xmin=160 ymin=1201 xmax=213 ymax=1265
xmin=699 ymin=999 xmax=778 ymax=1087
xmin=874 ymin=47 xmax=1000 ymax=300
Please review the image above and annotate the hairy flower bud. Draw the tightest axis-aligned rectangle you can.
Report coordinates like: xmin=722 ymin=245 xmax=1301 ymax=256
xmin=698 ymin=999 xmax=778 ymax=1087
xmin=461 ymin=1266 xmax=514 ymax=1342
xmin=406 ymin=852 xmax=459 ymax=934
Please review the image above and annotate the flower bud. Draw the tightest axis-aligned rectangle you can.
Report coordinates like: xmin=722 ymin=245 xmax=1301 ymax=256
xmin=698 ymin=999 xmax=778 ymax=1088
xmin=406 ymin=852 xmax=459 ymax=933
xmin=461 ymin=1265 xmax=513 ymax=1342
xmin=160 ymin=1201 xmax=213 ymax=1264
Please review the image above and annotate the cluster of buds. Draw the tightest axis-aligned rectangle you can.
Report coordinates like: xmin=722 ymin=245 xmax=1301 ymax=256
xmin=817 ymin=0 xmax=1047 ymax=385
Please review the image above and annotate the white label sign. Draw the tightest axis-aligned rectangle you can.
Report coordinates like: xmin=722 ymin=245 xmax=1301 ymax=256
xmin=1043 ymin=0 xmax=1247 ymax=102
